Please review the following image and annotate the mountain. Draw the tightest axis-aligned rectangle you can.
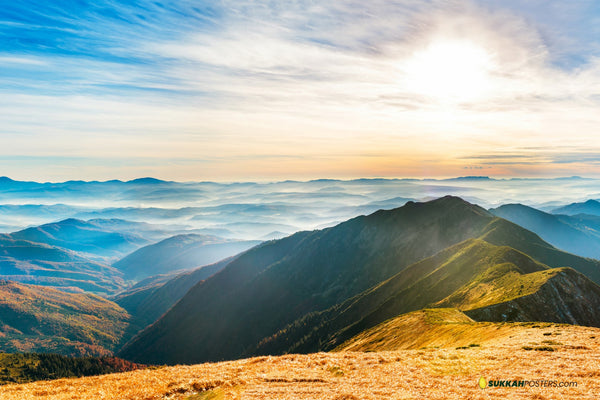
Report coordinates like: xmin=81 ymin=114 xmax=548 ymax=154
xmin=253 ymin=239 xmax=600 ymax=356
xmin=490 ymin=203 xmax=600 ymax=259
xmin=0 ymin=235 xmax=125 ymax=293
xmin=119 ymin=196 xmax=600 ymax=364
xmin=114 ymin=257 xmax=235 ymax=327
xmin=464 ymin=267 xmax=600 ymax=324
xmin=9 ymin=218 xmax=149 ymax=259
xmin=112 ymin=234 xmax=260 ymax=282
xmin=552 ymin=199 xmax=600 ymax=216
xmin=0 ymin=280 xmax=134 ymax=357
xmin=0 ymin=204 xmax=85 ymax=225
xmin=126 ymin=177 xmax=170 ymax=184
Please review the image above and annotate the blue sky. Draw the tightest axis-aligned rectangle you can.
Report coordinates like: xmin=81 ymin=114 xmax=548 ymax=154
xmin=2 ymin=1 xmax=600 ymax=181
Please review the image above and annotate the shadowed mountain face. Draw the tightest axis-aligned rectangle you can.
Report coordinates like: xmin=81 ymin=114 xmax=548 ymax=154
xmin=112 ymin=234 xmax=260 ymax=282
xmin=119 ymin=196 xmax=600 ymax=364
xmin=490 ymin=203 xmax=600 ymax=259
xmin=114 ymin=257 xmax=235 ymax=328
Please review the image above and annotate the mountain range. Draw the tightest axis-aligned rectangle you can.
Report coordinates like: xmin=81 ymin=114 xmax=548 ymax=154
xmin=9 ymin=218 xmax=149 ymax=260
xmin=119 ymin=196 xmax=600 ymax=364
xmin=0 ymin=220 xmax=260 ymax=294
xmin=0 ymin=192 xmax=599 ymax=367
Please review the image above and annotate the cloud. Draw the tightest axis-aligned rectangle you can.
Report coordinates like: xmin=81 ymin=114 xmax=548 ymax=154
xmin=1 ymin=1 xmax=600 ymax=180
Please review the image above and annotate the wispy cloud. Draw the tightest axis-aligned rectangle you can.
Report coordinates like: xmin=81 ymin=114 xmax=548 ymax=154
xmin=1 ymin=1 xmax=600 ymax=180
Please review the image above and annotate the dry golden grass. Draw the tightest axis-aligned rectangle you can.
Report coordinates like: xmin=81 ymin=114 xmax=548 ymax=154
xmin=0 ymin=323 xmax=598 ymax=399
xmin=334 ymin=308 xmax=558 ymax=352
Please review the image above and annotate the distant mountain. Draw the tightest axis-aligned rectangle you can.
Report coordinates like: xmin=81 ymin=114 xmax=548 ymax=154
xmin=9 ymin=218 xmax=149 ymax=259
xmin=441 ymin=176 xmax=494 ymax=181
xmin=552 ymin=199 xmax=600 ymax=216
xmin=119 ymin=196 xmax=600 ymax=364
xmin=490 ymin=203 xmax=600 ymax=259
xmin=126 ymin=177 xmax=170 ymax=184
xmin=0 ymin=235 xmax=125 ymax=293
xmin=0 ymin=280 xmax=134 ymax=357
xmin=0 ymin=204 xmax=84 ymax=220
xmin=114 ymin=257 xmax=235 ymax=327
xmin=112 ymin=234 xmax=260 ymax=281
xmin=332 ymin=197 xmax=414 ymax=218
xmin=85 ymin=218 xmax=180 ymax=242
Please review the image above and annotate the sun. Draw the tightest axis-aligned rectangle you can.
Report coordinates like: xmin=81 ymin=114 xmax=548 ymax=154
xmin=402 ymin=40 xmax=495 ymax=104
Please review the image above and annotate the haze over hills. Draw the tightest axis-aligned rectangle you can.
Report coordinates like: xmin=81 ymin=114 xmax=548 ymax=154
xmin=0 ymin=215 xmax=259 ymax=294
xmin=490 ymin=203 xmax=600 ymax=259
xmin=9 ymin=218 xmax=149 ymax=260
xmin=4 ymin=176 xmax=600 ymax=242
xmin=0 ymin=235 xmax=125 ymax=294
xmin=119 ymin=196 xmax=600 ymax=364
xmin=552 ymin=199 xmax=600 ymax=216
xmin=112 ymin=234 xmax=260 ymax=282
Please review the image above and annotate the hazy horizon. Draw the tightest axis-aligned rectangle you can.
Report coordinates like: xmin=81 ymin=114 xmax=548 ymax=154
xmin=1 ymin=174 xmax=597 ymax=184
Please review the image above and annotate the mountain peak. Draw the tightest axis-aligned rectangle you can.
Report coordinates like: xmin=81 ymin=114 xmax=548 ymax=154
xmin=127 ymin=177 xmax=167 ymax=184
xmin=57 ymin=218 xmax=86 ymax=225
xmin=443 ymin=176 xmax=493 ymax=181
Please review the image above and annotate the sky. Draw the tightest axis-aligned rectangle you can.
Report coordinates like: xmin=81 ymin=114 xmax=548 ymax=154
xmin=1 ymin=0 xmax=600 ymax=181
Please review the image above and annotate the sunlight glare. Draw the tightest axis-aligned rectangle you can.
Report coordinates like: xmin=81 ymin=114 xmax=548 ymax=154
xmin=403 ymin=40 xmax=495 ymax=104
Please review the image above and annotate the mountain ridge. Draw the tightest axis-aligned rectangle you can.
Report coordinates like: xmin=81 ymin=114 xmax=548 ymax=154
xmin=119 ymin=196 xmax=600 ymax=364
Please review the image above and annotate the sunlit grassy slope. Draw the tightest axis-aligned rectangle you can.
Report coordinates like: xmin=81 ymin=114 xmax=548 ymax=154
xmin=0 ymin=322 xmax=598 ymax=399
xmin=0 ymin=280 xmax=134 ymax=356
xmin=335 ymin=308 xmax=538 ymax=351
